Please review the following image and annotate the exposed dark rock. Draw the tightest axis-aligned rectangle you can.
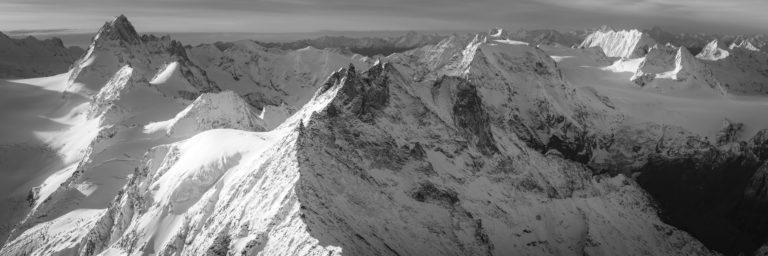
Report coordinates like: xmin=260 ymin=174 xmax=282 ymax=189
xmin=716 ymin=119 xmax=744 ymax=146
xmin=410 ymin=142 xmax=426 ymax=160
xmin=205 ymin=231 xmax=231 ymax=256
xmin=330 ymin=63 xmax=391 ymax=121
xmin=448 ymin=78 xmax=499 ymax=155
xmin=410 ymin=182 xmax=459 ymax=207
xmin=96 ymin=14 xmax=141 ymax=45
xmin=546 ymin=133 xmax=593 ymax=164
xmin=632 ymin=73 xmax=656 ymax=87
xmin=751 ymin=129 xmax=768 ymax=160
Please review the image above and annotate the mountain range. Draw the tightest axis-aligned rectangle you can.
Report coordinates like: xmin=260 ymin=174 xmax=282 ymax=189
xmin=0 ymin=15 xmax=767 ymax=256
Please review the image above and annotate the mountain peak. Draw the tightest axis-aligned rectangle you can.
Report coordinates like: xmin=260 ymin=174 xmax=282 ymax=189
xmin=697 ymin=39 xmax=730 ymax=60
xmin=94 ymin=14 xmax=141 ymax=45
xmin=580 ymin=28 xmax=656 ymax=58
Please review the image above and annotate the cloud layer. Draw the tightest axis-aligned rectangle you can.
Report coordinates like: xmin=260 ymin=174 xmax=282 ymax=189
xmin=0 ymin=0 xmax=765 ymax=34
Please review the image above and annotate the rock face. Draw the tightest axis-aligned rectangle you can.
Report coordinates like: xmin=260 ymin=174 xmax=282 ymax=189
xmin=579 ymin=28 xmax=657 ymax=58
xmin=716 ymin=119 xmax=744 ymax=146
xmin=0 ymin=32 xmax=84 ymax=78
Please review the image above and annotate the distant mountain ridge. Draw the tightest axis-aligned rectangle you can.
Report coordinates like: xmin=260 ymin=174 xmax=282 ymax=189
xmin=0 ymin=32 xmax=84 ymax=78
xmin=247 ymin=31 xmax=449 ymax=57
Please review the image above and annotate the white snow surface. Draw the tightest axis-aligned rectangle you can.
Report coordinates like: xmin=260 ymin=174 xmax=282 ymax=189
xmin=143 ymin=91 xmax=265 ymax=137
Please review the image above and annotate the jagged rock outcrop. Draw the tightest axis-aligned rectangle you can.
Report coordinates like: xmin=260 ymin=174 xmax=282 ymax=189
xmin=716 ymin=119 xmax=744 ymax=146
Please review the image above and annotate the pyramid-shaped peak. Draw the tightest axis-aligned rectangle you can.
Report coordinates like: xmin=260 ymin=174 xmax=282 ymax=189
xmin=115 ymin=14 xmax=129 ymax=21
xmin=94 ymin=14 xmax=141 ymax=45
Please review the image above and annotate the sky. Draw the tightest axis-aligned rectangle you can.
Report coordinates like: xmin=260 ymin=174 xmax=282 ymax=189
xmin=1 ymin=0 xmax=767 ymax=35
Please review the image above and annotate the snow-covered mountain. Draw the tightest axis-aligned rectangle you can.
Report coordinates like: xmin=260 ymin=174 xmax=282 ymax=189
xmin=579 ymin=27 xmax=657 ymax=58
xmin=629 ymin=44 xmax=725 ymax=94
xmin=696 ymin=39 xmax=731 ymax=61
xmin=578 ymin=26 xmax=768 ymax=96
xmin=1 ymin=15 xmax=768 ymax=256
xmin=65 ymin=15 xmax=220 ymax=99
xmin=0 ymin=32 xmax=84 ymax=78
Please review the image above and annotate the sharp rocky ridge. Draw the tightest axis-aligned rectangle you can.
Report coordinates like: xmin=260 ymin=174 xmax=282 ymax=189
xmin=0 ymin=15 xmax=768 ymax=256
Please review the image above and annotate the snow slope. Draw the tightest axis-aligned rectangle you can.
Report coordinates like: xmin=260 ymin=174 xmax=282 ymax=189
xmin=144 ymin=91 xmax=266 ymax=138
xmin=0 ymin=73 xmax=93 ymax=245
